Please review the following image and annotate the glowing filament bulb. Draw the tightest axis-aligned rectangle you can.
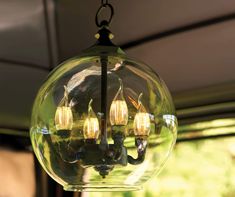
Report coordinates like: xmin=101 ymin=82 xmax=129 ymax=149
xmin=83 ymin=99 xmax=100 ymax=140
xmin=110 ymin=79 xmax=128 ymax=126
xmin=55 ymin=86 xmax=73 ymax=131
xmin=133 ymin=93 xmax=150 ymax=136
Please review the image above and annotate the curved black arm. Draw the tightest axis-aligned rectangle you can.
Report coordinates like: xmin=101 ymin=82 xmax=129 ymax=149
xmin=58 ymin=145 xmax=79 ymax=163
xmin=127 ymin=138 xmax=147 ymax=165
xmin=58 ymin=140 xmax=85 ymax=163
xmin=109 ymin=132 xmax=125 ymax=161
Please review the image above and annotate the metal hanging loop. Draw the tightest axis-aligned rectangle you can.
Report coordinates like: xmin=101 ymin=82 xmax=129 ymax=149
xmin=95 ymin=2 xmax=114 ymax=27
xmin=101 ymin=0 xmax=108 ymax=4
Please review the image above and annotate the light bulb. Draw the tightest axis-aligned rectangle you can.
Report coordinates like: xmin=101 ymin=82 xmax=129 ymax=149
xmin=110 ymin=79 xmax=128 ymax=126
xmin=133 ymin=93 xmax=150 ymax=136
xmin=83 ymin=99 xmax=100 ymax=140
xmin=55 ymin=86 xmax=73 ymax=130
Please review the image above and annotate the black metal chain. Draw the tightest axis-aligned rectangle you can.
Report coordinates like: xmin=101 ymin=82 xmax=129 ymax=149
xmin=95 ymin=0 xmax=114 ymax=27
xmin=101 ymin=0 xmax=108 ymax=4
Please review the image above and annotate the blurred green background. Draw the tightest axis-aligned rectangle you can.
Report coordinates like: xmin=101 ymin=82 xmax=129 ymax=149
xmin=87 ymin=118 xmax=235 ymax=197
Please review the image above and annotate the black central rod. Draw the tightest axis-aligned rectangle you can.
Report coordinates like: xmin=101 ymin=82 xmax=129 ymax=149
xmin=100 ymin=56 xmax=108 ymax=149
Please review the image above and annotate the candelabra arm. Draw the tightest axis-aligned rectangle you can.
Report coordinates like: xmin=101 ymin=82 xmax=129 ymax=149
xmin=127 ymin=137 xmax=147 ymax=165
xmin=111 ymin=132 xmax=125 ymax=161
xmin=58 ymin=143 xmax=84 ymax=164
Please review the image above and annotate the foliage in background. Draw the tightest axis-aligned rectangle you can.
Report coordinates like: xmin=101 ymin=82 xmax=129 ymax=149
xmin=88 ymin=137 xmax=235 ymax=197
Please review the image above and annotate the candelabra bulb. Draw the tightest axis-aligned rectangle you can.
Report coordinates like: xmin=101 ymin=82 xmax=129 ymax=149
xmin=110 ymin=78 xmax=128 ymax=126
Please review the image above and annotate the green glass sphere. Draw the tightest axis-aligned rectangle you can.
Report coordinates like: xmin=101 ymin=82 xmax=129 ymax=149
xmin=30 ymin=44 xmax=177 ymax=191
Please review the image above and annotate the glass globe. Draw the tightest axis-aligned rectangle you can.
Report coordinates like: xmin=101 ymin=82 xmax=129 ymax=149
xmin=30 ymin=42 xmax=177 ymax=192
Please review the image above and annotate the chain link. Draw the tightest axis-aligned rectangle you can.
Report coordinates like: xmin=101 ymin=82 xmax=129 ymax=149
xmin=101 ymin=0 xmax=109 ymax=5
xmin=96 ymin=0 xmax=114 ymax=27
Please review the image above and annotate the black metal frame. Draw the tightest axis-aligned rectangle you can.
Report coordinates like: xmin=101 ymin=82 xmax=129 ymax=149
xmin=121 ymin=13 xmax=235 ymax=49
xmin=55 ymin=23 xmax=148 ymax=178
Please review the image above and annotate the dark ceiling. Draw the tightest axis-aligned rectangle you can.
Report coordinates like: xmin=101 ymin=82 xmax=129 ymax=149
xmin=0 ymin=0 xmax=235 ymax=132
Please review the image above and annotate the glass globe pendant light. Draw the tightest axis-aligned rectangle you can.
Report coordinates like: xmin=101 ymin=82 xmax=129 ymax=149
xmin=30 ymin=0 xmax=177 ymax=192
